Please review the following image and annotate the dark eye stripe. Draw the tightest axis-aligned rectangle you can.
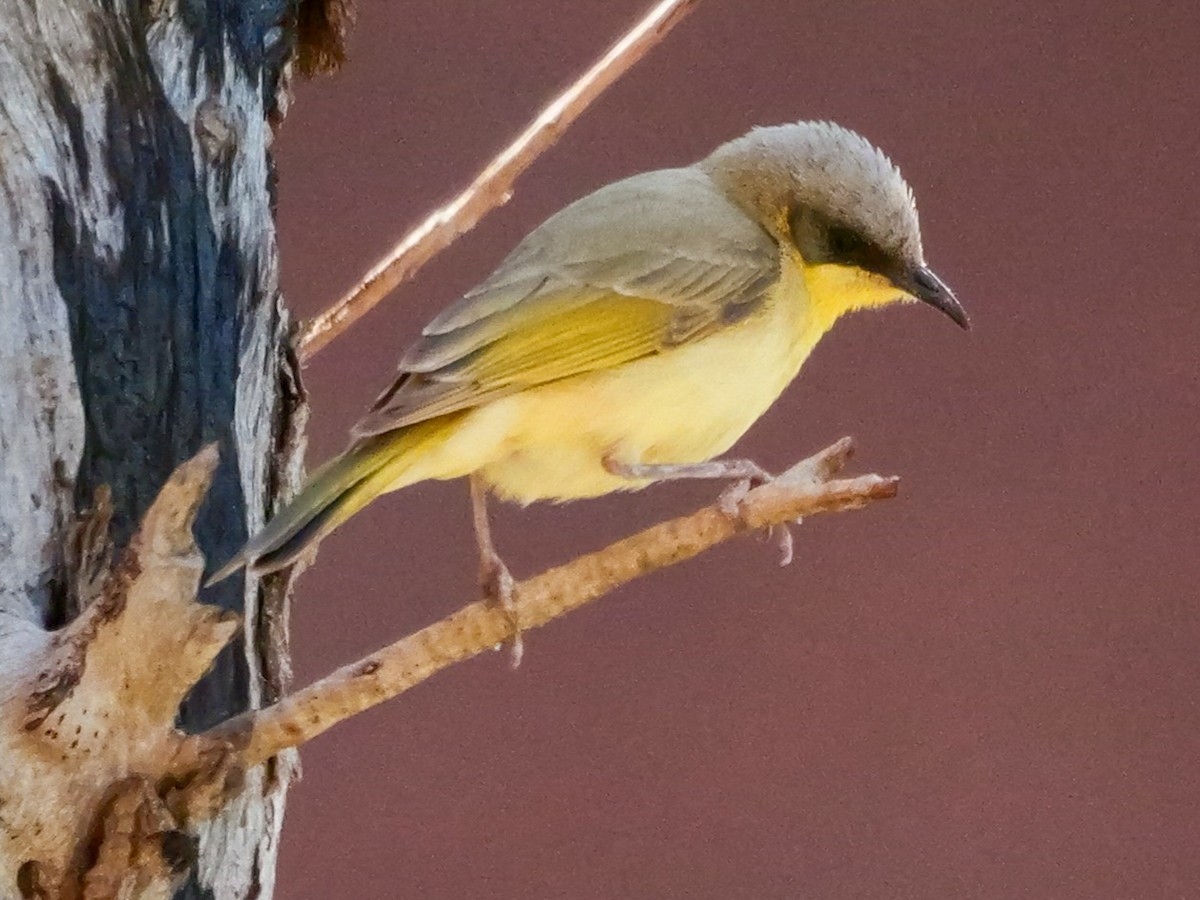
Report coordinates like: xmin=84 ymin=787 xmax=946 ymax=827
xmin=788 ymin=204 xmax=904 ymax=282
xmin=828 ymin=227 xmax=865 ymax=256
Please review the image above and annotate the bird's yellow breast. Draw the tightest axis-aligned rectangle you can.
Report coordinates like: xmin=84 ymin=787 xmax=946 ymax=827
xmin=461 ymin=250 xmax=835 ymax=503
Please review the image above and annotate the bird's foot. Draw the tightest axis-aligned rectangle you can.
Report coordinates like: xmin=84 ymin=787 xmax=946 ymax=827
xmin=717 ymin=471 xmax=800 ymax=568
xmin=601 ymin=454 xmax=798 ymax=567
xmin=480 ymin=552 xmax=523 ymax=669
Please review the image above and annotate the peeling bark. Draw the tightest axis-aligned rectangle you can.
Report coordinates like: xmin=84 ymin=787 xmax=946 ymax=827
xmin=0 ymin=0 xmax=306 ymax=896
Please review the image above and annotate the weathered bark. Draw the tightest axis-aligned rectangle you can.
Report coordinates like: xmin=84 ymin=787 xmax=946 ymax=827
xmin=0 ymin=0 xmax=308 ymax=896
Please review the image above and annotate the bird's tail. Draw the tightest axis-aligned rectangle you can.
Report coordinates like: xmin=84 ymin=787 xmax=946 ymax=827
xmin=205 ymin=420 xmax=449 ymax=585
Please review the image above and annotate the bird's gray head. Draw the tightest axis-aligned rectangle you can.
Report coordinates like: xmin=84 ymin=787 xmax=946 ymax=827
xmin=699 ymin=121 xmax=967 ymax=328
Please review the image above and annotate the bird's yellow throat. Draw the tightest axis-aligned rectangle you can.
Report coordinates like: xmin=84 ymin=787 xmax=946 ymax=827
xmin=801 ymin=260 xmax=911 ymax=328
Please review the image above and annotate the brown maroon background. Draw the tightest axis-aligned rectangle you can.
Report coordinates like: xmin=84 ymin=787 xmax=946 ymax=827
xmin=271 ymin=1 xmax=1199 ymax=896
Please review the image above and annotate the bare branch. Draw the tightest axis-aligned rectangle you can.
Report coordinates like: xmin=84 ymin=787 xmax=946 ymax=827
xmin=295 ymin=0 xmax=703 ymax=361
xmin=187 ymin=438 xmax=897 ymax=770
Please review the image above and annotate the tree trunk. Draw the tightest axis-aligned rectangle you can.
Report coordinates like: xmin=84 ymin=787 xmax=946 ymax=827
xmin=0 ymin=0 xmax=307 ymax=896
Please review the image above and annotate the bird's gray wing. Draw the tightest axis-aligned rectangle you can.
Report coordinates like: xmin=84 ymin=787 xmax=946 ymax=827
xmin=352 ymin=166 xmax=779 ymax=437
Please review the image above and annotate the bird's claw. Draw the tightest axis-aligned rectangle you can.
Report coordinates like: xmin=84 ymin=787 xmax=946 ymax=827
xmin=717 ymin=464 xmax=776 ymax=520
xmin=480 ymin=555 xmax=523 ymax=668
xmin=770 ymin=522 xmax=795 ymax=567
xmin=717 ymin=478 xmax=753 ymax=518
xmin=716 ymin=470 xmax=801 ymax=567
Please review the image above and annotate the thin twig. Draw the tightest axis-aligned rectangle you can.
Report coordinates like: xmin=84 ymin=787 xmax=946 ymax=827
xmin=295 ymin=0 xmax=703 ymax=362
xmin=179 ymin=439 xmax=897 ymax=773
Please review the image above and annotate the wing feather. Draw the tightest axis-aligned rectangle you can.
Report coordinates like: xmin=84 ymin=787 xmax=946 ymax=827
xmin=353 ymin=166 xmax=778 ymax=438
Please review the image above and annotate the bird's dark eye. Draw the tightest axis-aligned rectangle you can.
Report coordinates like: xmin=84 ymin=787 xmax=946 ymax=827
xmin=828 ymin=226 xmax=865 ymax=258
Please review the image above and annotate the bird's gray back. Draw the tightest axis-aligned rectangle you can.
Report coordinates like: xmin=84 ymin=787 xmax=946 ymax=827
xmin=421 ymin=166 xmax=777 ymax=339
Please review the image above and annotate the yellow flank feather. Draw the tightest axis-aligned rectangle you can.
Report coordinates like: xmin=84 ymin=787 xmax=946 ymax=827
xmin=385 ymin=249 xmax=840 ymax=503
xmin=461 ymin=297 xmax=673 ymax=387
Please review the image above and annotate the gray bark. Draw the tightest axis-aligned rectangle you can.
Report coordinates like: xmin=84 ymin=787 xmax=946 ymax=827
xmin=0 ymin=0 xmax=307 ymax=896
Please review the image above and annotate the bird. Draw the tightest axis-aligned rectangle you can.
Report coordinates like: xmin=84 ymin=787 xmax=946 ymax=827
xmin=208 ymin=120 xmax=967 ymax=655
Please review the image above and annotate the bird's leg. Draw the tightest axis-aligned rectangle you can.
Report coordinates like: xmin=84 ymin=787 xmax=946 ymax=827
xmin=603 ymin=456 xmax=797 ymax=566
xmin=470 ymin=474 xmax=523 ymax=668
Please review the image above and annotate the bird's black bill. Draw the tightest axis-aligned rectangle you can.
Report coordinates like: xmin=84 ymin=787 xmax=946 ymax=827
xmin=907 ymin=266 xmax=969 ymax=330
